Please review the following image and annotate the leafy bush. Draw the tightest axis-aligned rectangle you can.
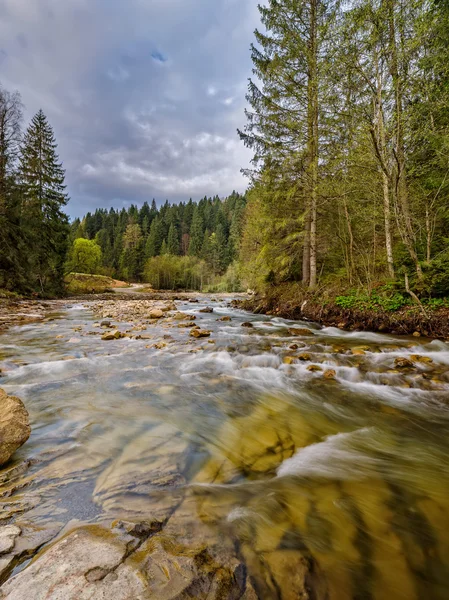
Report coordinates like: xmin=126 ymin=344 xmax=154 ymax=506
xmin=144 ymin=255 xmax=212 ymax=290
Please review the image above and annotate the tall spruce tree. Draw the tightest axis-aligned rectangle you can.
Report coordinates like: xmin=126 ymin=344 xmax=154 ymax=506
xmin=239 ymin=0 xmax=339 ymax=288
xmin=20 ymin=110 xmax=69 ymax=294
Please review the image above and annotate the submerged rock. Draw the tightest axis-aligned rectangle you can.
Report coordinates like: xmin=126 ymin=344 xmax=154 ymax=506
xmin=288 ymin=327 xmax=314 ymax=337
xmin=410 ymin=354 xmax=433 ymax=364
xmin=0 ymin=389 xmax=31 ymax=467
xmin=394 ymin=357 xmax=414 ymax=369
xmin=199 ymin=307 xmax=214 ymax=313
xmin=190 ymin=329 xmax=211 ymax=338
xmin=323 ymin=369 xmax=337 ymax=380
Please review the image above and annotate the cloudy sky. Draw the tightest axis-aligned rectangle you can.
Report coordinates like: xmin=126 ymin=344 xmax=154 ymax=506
xmin=0 ymin=0 xmax=259 ymax=217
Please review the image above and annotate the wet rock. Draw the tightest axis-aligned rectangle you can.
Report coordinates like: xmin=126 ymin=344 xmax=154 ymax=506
xmin=351 ymin=349 xmax=366 ymax=356
xmin=288 ymin=327 xmax=314 ymax=336
xmin=173 ymin=312 xmax=195 ymax=321
xmin=0 ymin=389 xmax=31 ymax=467
xmin=199 ymin=307 xmax=214 ymax=313
xmin=218 ymin=316 xmax=232 ymax=322
xmin=0 ymin=526 xmax=21 ymax=555
xmin=307 ymin=365 xmax=323 ymax=372
xmin=94 ymin=423 xmax=190 ymax=520
xmin=410 ymin=354 xmax=433 ymax=364
xmin=289 ymin=343 xmax=299 ymax=350
xmin=241 ymin=322 xmax=254 ymax=328
xmin=190 ymin=329 xmax=211 ymax=338
xmin=394 ymin=357 xmax=414 ymax=369
xmin=151 ymin=342 xmax=167 ymax=349
xmin=297 ymin=353 xmax=311 ymax=361
xmin=323 ymin=369 xmax=337 ymax=380
xmin=100 ymin=320 xmax=112 ymax=328
xmin=149 ymin=309 xmax=164 ymax=319
xmin=413 ymin=331 xmax=421 ymax=337
xmin=0 ymin=524 xmax=61 ymax=583
xmin=283 ymin=356 xmax=296 ymax=365
xmin=0 ymin=525 xmax=146 ymax=600
xmin=101 ymin=330 xmax=122 ymax=341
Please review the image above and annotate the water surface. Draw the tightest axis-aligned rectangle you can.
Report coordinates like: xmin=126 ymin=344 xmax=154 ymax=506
xmin=1 ymin=298 xmax=449 ymax=598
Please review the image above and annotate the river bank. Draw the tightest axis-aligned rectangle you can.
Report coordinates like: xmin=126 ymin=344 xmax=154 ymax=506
xmin=238 ymin=284 xmax=449 ymax=339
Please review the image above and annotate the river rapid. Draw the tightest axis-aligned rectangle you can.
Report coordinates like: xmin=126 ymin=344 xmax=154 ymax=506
xmin=1 ymin=295 xmax=449 ymax=599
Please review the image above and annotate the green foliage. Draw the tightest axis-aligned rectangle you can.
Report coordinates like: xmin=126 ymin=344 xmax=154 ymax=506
xmin=335 ymin=288 xmax=409 ymax=312
xmin=20 ymin=109 xmax=69 ymax=295
xmin=143 ymin=255 xmax=211 ymax=290
xmin=66 ymin=238 xmax=102 ymax=275
xmin=65 ymin=273 xmax=118 ymax=295
xmin=419 ymin=250 xmax=449 ymax=297
xmin=76 ymin=192 xmax=246 ymax=284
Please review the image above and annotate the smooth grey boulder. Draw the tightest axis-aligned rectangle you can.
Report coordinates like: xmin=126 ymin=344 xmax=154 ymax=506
xmin=0 ymin=389 xmax=30 ymax=467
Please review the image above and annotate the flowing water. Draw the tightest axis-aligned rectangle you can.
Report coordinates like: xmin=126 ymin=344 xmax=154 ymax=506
xmin=1 ymin=297 xmax=449 ymax=599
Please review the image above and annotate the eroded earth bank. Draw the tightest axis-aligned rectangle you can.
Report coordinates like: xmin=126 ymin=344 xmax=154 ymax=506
xmin=0 ymin=293 xmax=449 ymax=599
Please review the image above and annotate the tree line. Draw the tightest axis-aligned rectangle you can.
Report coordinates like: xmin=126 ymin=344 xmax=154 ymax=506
xmin=0 ymin=86 xmax=69 ymax=295
xmin=68 ymin=192 xmax=246 ymax=285
xmin=239 ymin=0 xmax=449 ymax=298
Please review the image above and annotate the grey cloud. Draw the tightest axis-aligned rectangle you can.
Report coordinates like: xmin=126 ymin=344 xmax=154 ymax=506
xmin=0 ymin=0 xmax=258 ymax=217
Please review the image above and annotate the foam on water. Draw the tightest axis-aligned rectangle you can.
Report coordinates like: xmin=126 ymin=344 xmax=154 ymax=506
xmin=277 ymin=428 xmax=378 ymax=479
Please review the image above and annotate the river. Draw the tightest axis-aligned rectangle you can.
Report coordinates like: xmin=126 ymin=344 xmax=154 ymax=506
xmin=1 ymin=295 xmax=449 ymax=599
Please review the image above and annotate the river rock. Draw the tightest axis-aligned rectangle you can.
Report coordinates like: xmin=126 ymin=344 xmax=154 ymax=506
xmin=410 ymin=354 xmax=433 ymax=364
xmin=288 ymin=327 xmax=314 ymax=336
xmin=283 ymin=356 xmax=296 ymax=365
xmin=199 ymin=307 xmax=214 ymax=313
xmin=323 ymin=369 xmax=337 ymax=380
xmin=0 ymin=525 xmax=147 ymax=600
xmin=149 ymin=309 xmax=164 ymax=319
xmin=0 ymin=389 xmax=31 ymax=467
xmin=190 ymin=329 xmax=211 ymax=338
xmin=218 ymin=316 xmax=231 ymax=322
xmin=241 ymin=322 xmax=254 ymax=328
xmin=101 ymin=330 xmax=122 ymax=341
xmin=395 ymin=357 xmax=414 ymax=369
xmin=0 ymin=526 xmax=21 ymax=555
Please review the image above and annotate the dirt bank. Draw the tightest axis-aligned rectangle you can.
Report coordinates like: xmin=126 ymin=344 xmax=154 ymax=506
xmin=238 ymin=288 xmax=449 ymax=339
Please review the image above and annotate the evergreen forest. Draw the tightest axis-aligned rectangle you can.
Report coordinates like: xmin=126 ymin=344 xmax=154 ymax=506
xmin=1 ymin=0 xmax=449 ymax=302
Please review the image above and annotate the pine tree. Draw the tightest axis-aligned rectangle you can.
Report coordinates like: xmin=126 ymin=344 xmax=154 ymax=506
xmin=167 ymin=222 xmax=180 ymax=255
xmin=20 ymin=109 xmax=69 ymax=294
xmin=188 ymin=206 xmax=204 ymax=257
xmin=239 ymin=0 xmax=340 ymax=288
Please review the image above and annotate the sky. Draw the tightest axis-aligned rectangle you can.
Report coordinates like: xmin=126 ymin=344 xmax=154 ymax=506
xmin=0 ymin=0 xmax=259 ymax=217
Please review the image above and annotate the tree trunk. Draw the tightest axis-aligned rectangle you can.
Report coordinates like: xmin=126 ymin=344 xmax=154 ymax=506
xmin=386 ymin=0 xmax=422 ymax=280
xmin=308 ymin=0 xmax=319 ymax=289
xmin=302 ymin=207 xmax=311 ymax=285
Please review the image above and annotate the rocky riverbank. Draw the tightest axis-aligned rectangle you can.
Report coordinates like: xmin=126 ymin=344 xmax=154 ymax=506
xmin=238 ymin=287 xmax=449 ymax=339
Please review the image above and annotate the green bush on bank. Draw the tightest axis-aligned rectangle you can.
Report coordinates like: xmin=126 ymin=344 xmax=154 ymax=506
xmin=143 ymin=255 xmax=243 ymax=292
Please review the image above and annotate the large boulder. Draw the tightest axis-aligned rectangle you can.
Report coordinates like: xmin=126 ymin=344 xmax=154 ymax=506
xmin=0 ymin=389 xmax=30 ymax=466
